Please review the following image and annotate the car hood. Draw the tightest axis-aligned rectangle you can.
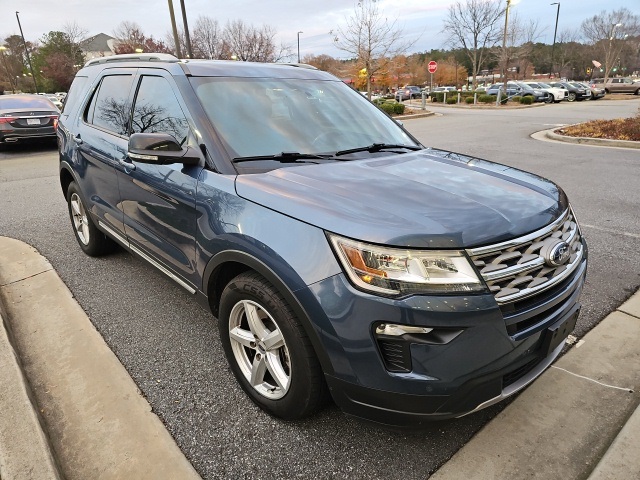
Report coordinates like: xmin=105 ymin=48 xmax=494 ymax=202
xmin=235 ymin=149 xmax=567 ymax=248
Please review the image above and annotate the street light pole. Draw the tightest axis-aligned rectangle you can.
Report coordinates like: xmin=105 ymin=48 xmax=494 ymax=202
xmin=549 ymin=2 xmax=560 ymax=78
xmin=297 ymin=31 xmax=303 ymax=63
xmin=501 ymin=0 xmax=518 ymax=102
xmin=606 ymin=23 xmax=623 ymax=82
xmin=179 ymin=0 xmax=193 ymax=58
xmin=15 ymin=12 xmax=38 ymax=93
xmin=167 ymin=0 xmax=183 ymax=58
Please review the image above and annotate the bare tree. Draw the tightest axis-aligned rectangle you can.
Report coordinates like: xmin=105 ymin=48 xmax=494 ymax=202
xmin=554 ymin=29 xmax=581 ymax=78
xmin=331 ymin=0 xmax=415 ymax=99
xmin=112 ymin=21 xmax=172 ymax=55
xmin=581 ymin=8 xmax=640 ymax=82
xmin=497 ymin=14 xmax=544 ymax=81
xmin=192 ymin=16 xmax=225 ymax=59
xmin=222 ymin=20 xmax=289 ymax=62
xmin=442 ymin=0 xmax=504 ymax=89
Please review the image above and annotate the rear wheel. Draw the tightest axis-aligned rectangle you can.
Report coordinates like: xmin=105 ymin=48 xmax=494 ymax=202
xmin=545 ymin=94 xmax=554 ymax=104
xmin=567 ymin=92 xmax=576 ymax=102
xmin=219 ymin=271 xmax=327 ymax=419
xmin=66 ymin=182 xmax=117 ymax=256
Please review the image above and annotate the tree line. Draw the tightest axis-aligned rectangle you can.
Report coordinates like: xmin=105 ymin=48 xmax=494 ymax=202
xmin=0 ymin=1 xmax=638 ymax=94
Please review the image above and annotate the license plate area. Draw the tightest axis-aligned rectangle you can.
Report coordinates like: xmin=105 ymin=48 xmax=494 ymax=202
xmin=540 ymin=308 xmax=579 ymax=357
xmin=26 ymin=118 xmax=41 ymax=125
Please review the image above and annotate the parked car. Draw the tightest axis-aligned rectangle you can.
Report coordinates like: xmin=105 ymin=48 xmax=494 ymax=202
xmin=548 ymin=82 xmax=591 ymax=102
xmin=44 ymin=94 xmax=63 ymax=109
xmin=429 ymin=86 xmax=458 ymax=101
xmin=359 ymin=91 xmax=382 ymax=101
xmin=592 ymin=77 xmax=640 ymax=95
xmin=58 ymin=54 xmax=587 ymax=426
xmin=395 ymin=85 xmax=422 ymax=101
xmin=577 ymin=82 xmax=605 ymax=100
xmin=486 ymin=82 xmax=549 ymax=102
xmin=0 ymin=94 xmax=59 ymax=146
xmin=524 ymin=81 xmax=568 ymax=103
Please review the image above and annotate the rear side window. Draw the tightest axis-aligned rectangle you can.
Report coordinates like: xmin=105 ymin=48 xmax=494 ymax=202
xmin=87 ymin=75 xmax=133 ymax=136
xmin=61 ymin=76 xmax=88 ymax=115
xmin=131 ymin=76 xmax=190 ymax=144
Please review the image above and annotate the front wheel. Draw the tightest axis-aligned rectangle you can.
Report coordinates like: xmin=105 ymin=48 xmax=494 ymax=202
xmin=66 ymin=182 xmax=117 ymax=256
xmin=219 ymin=272 xmax=327 ymax=420
xmin=567 ymin=92 xmax=576 ymax=102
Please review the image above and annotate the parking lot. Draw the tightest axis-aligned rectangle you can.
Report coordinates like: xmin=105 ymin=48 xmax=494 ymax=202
xmin=1 ymin=98 xmax=639 ymax=479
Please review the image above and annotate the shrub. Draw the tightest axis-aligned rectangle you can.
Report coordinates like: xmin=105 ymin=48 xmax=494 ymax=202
xmin=446 ymin=97 xmax=457 ymax=104
xmin=521 ymin=96 xmax=533 ymax=105
xmin=479 ymin=94 xmax=495 ymax=104
xmin=379 ymin=102 xmax=396 ymax=115
xmin=512 ymin=96 xmax=522 ymax=103
xmin=393 ymin=103 xmax=405 ymax=114
xmin=465 ymin=96 xmax=474 ymax=104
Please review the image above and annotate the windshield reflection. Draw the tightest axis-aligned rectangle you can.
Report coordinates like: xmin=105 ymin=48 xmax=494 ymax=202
xmin=190 ymin=77 xmax=415 ymax=164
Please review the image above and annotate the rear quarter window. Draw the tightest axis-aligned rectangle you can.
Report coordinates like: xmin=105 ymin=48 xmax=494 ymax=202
xmin=61 ymin=76 xmax=88 ymax=115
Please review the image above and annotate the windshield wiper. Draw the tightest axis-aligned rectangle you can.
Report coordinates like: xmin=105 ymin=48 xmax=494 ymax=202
xmin=232 ymin=152 xmax=333 ymax=164
xmin=334 ymin=143 xmax=423 ymax=157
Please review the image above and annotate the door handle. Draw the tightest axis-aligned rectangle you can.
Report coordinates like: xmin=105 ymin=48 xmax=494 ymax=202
xmin=118 ymin=158 xmax=136 ymax=171
xmin=73 ymin=135 xmax=83 ymax=145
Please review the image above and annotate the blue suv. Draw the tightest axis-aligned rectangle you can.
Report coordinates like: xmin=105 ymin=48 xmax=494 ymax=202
xmin=58 ymin=54 xmax=587 ymax=426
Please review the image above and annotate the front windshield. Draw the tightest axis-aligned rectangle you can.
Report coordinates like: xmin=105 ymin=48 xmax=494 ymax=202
xmin=537 ymin=82 xmax=551 ymax=88
xmin=190 ymin=77 xmax=416 ymax=160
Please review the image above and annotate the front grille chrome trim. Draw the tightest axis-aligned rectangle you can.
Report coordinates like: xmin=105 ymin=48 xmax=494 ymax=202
xmin=482 ymin=257 xmax=545 ymax=282
xmin=467 ymin=209 xmax=569 ymax=257
xmin=466 ymin=208 xmax=584 ymax=305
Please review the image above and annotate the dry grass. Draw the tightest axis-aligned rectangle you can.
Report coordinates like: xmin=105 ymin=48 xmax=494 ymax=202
xmin=556 ymin=112 xmax=640 ymax=142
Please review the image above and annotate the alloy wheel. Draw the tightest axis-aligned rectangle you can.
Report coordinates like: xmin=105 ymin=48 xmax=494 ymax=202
xmin=70 ymin=193 xmax=90 ymax=245
xmin=228 ymin=299 xmax=291 ymax=399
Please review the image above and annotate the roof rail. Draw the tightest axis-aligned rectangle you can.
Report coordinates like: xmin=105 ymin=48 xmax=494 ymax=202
xmin=84 ymin=53 xmax=179 ymax=67
xmin=276 ymin=63 xmax=318 ymax=70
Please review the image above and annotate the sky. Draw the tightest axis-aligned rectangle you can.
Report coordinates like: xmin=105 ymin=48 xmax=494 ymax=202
xmin=4 ymin=0 xmax=637 ymax=59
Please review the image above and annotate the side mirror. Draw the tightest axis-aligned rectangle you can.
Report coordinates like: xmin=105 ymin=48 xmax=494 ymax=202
xmin=128 ymin=133 xmax=200 ymax=166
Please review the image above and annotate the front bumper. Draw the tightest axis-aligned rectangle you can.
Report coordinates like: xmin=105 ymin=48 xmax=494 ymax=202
xmin=305 ymin=253 xmax=587 ymax=426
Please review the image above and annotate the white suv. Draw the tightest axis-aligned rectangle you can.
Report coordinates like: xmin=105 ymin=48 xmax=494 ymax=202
xmin=525 ymin=81 xmax=568 ymax=103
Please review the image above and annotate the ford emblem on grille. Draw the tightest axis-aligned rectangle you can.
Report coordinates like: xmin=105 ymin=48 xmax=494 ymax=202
xmin=546 ymin=240 xmax=571 ymax=267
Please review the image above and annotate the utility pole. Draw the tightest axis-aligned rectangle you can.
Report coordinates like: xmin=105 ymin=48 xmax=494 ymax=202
xmin=15 ymin=12 xmax=38 ymax=93
xmin=297 ymin=31 xmax=303 ymax=63
xmin=549 ymin=2 xmax=560 ymax=78
xmin=179 ymin=0 xmax=193 ymax=58
xmin=167 ymin=0 xmax=183 ymax=58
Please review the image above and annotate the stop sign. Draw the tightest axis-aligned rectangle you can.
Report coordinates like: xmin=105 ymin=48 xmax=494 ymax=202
xmin=428 ymin=61 xmax=438 ymax=74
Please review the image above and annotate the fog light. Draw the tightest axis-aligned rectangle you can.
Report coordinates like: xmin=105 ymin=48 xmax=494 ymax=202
xmin=375 ymin=324 xmax=433 ymax=336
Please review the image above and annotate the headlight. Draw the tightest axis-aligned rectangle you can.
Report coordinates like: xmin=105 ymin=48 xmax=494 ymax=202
xmin=328 ymin=234 xmax=485 ymax=296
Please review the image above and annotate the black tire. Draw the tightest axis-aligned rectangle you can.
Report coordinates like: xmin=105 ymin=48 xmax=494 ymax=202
xmin=545 ymin=94 xmax=554 ymax=104
xmin=66 ymin=182 xmax=117 ymax=256
xmin=567 ymin=92 xmax=576 ymax=102
xmin=219 ymin=271 xmax=328 ymax=420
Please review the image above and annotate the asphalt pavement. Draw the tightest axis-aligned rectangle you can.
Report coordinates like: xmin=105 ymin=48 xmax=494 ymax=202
xmin=0 ymin=98 xmax=639 ymax=479
xmin=1 ymin=236 xmax=639 ymax=479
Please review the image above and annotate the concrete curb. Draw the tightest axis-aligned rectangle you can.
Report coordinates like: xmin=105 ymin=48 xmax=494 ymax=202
xmin=0 ymin=298 xmax=62 ymax=480
xmin=430 ymin=290 xmax=640 ymax=479
xmin=544 ymin=128 xmax=640 ymax=150
xmin=0 ymin=237 xmax=202 ymax=480
xmin=395 ymin=111 xmax=436 ymax=120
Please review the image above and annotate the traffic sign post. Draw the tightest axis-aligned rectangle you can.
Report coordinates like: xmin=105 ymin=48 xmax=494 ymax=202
xmin=428 ymin=61 xmax=437 ymax=94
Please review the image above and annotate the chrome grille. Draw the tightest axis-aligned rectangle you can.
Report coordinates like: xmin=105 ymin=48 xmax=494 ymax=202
xmin=467 ymin=209 xmax=584 ymax=304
